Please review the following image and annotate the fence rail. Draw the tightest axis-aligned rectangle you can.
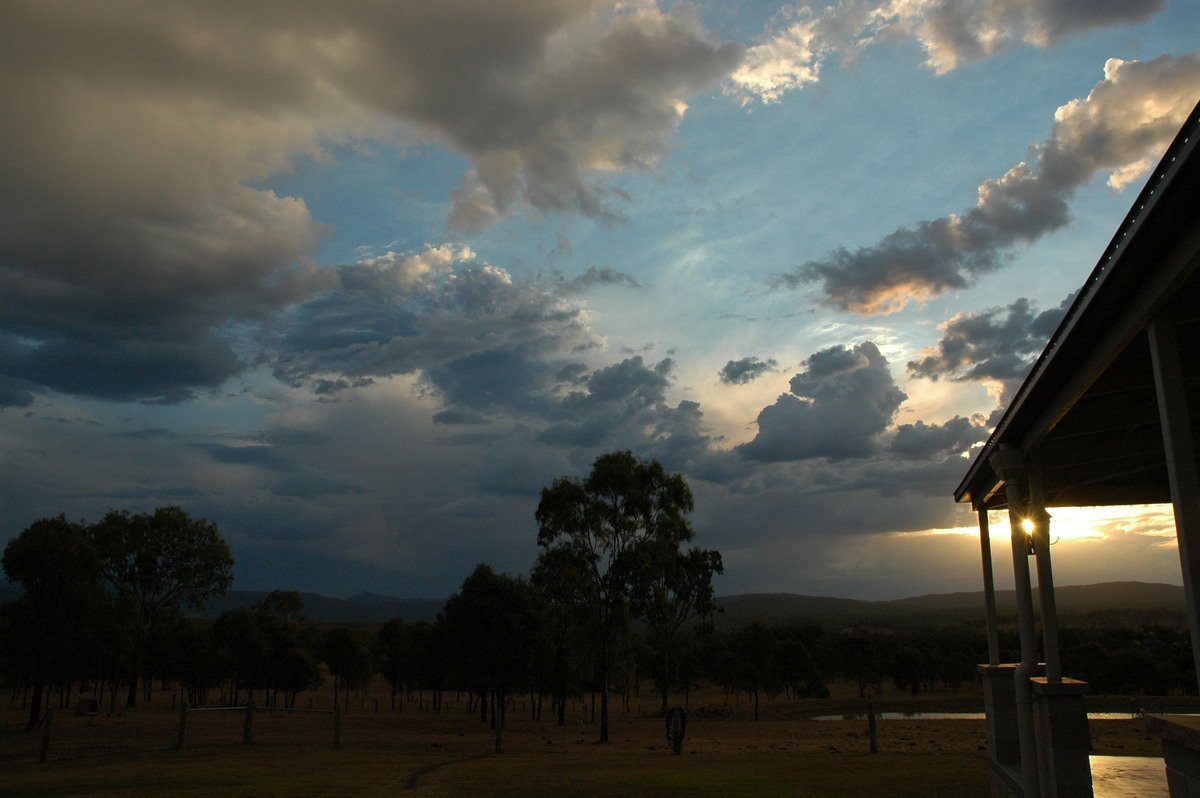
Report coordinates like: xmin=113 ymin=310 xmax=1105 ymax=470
xmin=176 ymin=701 xmax=342 ymax=749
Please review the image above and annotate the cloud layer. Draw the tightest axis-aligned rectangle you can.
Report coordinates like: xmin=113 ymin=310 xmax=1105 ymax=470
xmin=907 ymin=294 xmax=1073 ymax=392
xmin=1 ymin=1 xmax=1189 ymax=602
xmin=777 ymin=51 xmax=1200 ymax=314
xmin=0 ymin=1 xmax=742 ymax=406
xmin=730 ymin=0 xmax=1165 ymax=102
xmin=739 ymin=341 xmax=907 ymax=462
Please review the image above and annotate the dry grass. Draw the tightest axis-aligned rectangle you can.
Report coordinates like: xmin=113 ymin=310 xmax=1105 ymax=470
xmin=0 ymin=680 xmax=1163 ymax=797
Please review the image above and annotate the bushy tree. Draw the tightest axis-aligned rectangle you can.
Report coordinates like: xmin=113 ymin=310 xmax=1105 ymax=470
xmin=535 ymin=450 xmax=703 ymax=742
xmin=90 ymin=506 xmax=233 ymax=707
xmin=441 ymin=563 xmax=540 ymax=753
xmin=376 ymin=617 xmax=410 ymax=711
xmin=322 ymin=627 xmax=373 ymax=709
xmin=531 ymin=547 xmax=594 ymax=726
xmin=213 ymin=609 xmax=271 ymax=705
xmin=253 ymin=590 xmax=322 ymax=708
xmin=644 ymin=546 xmax=722 ymax=714
xmin=732 ymin=621 xmax=778 ymax=721
xmin=2 ymin=515 xmax=107 ymax=728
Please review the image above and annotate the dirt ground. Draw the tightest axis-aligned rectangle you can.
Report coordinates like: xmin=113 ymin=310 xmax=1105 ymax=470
xmin=0 ymin=679 xmax=1167 ymax=765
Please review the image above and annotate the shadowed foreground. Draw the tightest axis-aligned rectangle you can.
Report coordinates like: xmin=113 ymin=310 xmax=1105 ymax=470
xmin=7 ymin=745 xmax=988 ymax=798
xmin=2 ymin=686 xmax=1165 ymax=798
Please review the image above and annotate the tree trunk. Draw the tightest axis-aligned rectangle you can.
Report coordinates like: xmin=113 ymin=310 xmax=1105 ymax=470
xmin=660 ymin=644 xmax=670 ymax=716
xmin=555 ymin=664 xmax=567 ymax=726
xmin=126 ymin=669 xmax=139 ymax=709
xmin=493 ymin=688 xmax=504 ymax=754
xmin=126 ymin=627 xmax=149 ymax=709
xmin=598 ymin=645 xmax=610 ymax=743
xmin=26 ymin=674 xmax=45 ymax=731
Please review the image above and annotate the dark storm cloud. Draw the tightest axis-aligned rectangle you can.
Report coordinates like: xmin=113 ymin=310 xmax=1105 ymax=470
xmin=559 ymin=266 xmax=645 ymax=294
xmin=906 ymin=294 xmax=1072 ymax=390
xmin=110 ymin=428 xmax=178 ymax=441
xmin=719 ymin=356 xmax=778 ymax=385
xmin=0 ymin=331 xmax=246 ymax=405
xmin=439 ymin=4 xmax=745 ymax=228
xmin=538 ymin=356 xmax=675 ymax=446
xmin=79 ymin=486 xmax=207 ymax=502
xmin=204 ymin=444 xmax=281 ymax=469
xmin=890 ymin=416 xmax=988 ymax=461
xmin=274 ymin=249 xmax=714 ymax=488
xmin=0 ymin=2 xmax=742 ymax=405
xmin=776 ymin=52 xmax=1200 ymax=314
xmin=738 ymin=341 xmax=906 ymax=462
xmin=201 ymin=440 xmax=365 ymax=497
xmin=0 ymin=376 xmax=36 ymax=409
xmin=464 ymin=357 xmax=715 ymax=495
xmin=432 ymin=408 xmax=491 ymax=426
xmin=273 ymin=245 xmax=600 ymax=419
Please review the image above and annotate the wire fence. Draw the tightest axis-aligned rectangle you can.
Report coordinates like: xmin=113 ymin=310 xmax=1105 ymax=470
xmin=177 ymin=703 xmax=341 ymax=750
xmin=2 ymin=701 xmax=347 ymax=764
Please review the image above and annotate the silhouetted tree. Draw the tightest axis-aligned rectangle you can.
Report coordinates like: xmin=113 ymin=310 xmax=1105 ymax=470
xmin=376 ymin=617 xmax=409 ymax=711
xmin=159 ymin=617 xmax=223 ymax=706
xmin=776 ymin=636 xmax=827 ymax=699
xmin=891 ymin=646 xmax=927 ymax=698
xmin=89 ymin=506 xmax=233 ymax=707
xmin=644 ymin=546 xmax=722 ymax=714
xmin=840 ymin=632 xmax=884 ymax=699
xmin=441 ymin=563 xmax=540 ymax=753
xmin=531 ymin=546 xmax=593 ymax=726
xmin=2 ymin=515 xmax=107 ymax=729
xmin=732 ymin=622 xmax=778 ymax=720
xmin=253 ymin=590 xmax=322 ymax=707
xmin=213 ymin=609 xmax=270 ymax=705
xmin=406 ymin=620 xmax=446 ymax=712
xmin=322 ymin=627 xmax=372 ymax=709
xmin=535 ymin=450 xmax=698 ymax=743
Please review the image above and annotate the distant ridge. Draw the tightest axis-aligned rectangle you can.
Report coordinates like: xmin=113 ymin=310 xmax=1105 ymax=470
xmin=0 ymin=581 xmax=1185 ymax=628
xmin=893 ymin=581 xmax=1186 ymax=611
xmin=193 ymin=590 xmax=445 ymax=625
xmin=711 ymin=581 xmax=1186 ymax=631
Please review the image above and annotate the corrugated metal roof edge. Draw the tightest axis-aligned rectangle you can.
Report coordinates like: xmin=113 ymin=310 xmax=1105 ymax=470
xmin=953 ymin=98 xmax=1200 ymax=508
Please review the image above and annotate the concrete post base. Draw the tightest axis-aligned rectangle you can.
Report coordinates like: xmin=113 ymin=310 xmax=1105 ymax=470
xmin=1032 ymin=677 xmax=1093 ymax=798
xmin=1145 ymin=715 xmax=1200 ymax=797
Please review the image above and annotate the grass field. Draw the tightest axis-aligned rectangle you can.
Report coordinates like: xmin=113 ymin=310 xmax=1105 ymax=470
xmin=1 ymin=680 xmax=1163 ymax=797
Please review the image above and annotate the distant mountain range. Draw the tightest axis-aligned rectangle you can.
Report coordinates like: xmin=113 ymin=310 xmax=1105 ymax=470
xmin=194 ymin=590 xmax=447 ymax=625
xmin=0 ymin=580 xmax=1186 ymax=629
xmin=711 ymin=581 xmax=1188 ymax=631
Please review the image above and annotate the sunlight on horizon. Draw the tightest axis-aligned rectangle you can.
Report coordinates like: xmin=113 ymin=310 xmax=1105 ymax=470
xmin=926 ymin=504 xmax=1178 ymax=545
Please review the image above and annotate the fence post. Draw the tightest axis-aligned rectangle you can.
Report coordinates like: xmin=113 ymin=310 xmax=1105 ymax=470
xmin=177 ymin=702 xmax=189 ymax=750
xmin=867 ymin=700 xmax=878 ymax=754
xmin=333 ymin=704 xmax=342 ymax=748
xmin=243 ymin=700 xmax=255 ymax=744
xmin=39 ymin=708 xmax=53 ymax=763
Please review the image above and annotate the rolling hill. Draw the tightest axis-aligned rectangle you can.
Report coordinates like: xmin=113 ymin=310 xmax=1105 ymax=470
xmin=0 ymin=581 xmax=1186 ymax=629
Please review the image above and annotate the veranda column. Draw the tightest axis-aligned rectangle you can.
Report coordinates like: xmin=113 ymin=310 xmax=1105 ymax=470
xmin=1149 ymin=317 xmax=1200 ymax=693
xmin=979 ymin=507 xmax=1001 ymax=667
xmin=977 ymin=503 xmax=1025 ymax=786
xmin=992 ymin=448 xmax=1041 ymax=798
xmin=1028 ymin=468 xmax=1094 ymax=797
xmin=1027 ymin=469 xmax=1061 ymax=683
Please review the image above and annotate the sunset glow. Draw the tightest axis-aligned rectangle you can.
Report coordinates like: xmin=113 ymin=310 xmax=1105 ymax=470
xmin=1 ymin=1 xmax=1196 ymax=601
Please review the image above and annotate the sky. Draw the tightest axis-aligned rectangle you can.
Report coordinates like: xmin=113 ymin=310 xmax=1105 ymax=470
xmin=2 ymin=0 xmax=1199 ymax=602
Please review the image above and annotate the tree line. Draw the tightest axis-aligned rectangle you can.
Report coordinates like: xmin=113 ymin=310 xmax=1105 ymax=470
xmin=4 ymin=451 xmax=1196 ymax=745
